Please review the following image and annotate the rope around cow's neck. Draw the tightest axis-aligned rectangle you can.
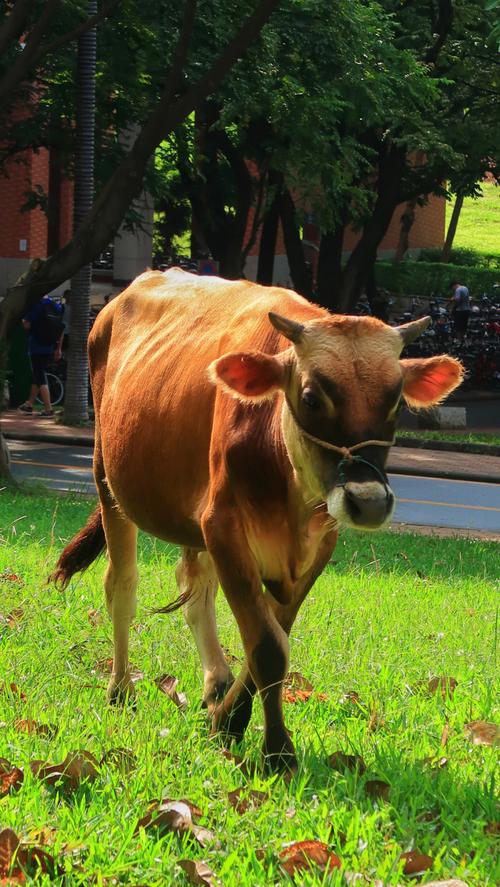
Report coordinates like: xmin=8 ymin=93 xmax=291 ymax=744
xmin=284 ymin=399 xmax=395 ymax=495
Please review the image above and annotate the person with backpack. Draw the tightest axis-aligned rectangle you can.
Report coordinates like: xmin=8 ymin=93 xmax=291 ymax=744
xmin=18 ymin=295 xmax=65 ymax=418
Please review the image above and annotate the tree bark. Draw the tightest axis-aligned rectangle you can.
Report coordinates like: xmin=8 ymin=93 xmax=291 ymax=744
xmin=316 ymin=227 xmax=344 ymax=310
xmin=338 ymin=143 xmax=406 ymax=312
xmin=278 ymin=189 xmax=312 ymax=298
xmin=441 ymin=192 xmax=464 ymax=263
xmin=63 ymin=0 xmax=96 ymax=425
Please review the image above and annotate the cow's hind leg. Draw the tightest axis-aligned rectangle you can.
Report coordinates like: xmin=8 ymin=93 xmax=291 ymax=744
xmin=178 ymin=548 xmax=233 ymax=708
xmin=100 ymin=498 xmax=138 ymax=704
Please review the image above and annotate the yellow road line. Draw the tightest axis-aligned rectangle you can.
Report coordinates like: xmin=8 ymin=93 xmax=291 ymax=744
xmin=398 ymin=497 xmax=500 ymax=513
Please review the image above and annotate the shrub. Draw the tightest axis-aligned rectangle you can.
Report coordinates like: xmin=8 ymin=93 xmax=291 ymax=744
xmin=375 ymin=260 xmax=500 ymax=298
xmin=417 ymin=247 xmax=500 ymax=269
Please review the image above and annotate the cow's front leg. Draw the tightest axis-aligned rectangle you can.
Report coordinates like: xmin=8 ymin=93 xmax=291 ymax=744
xmin=204 ymin=511 xmax=295 ymax=772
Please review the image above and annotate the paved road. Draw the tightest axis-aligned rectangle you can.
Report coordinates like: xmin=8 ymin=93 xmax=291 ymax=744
xmin=7 ymin=440 xmax=500 ymax=533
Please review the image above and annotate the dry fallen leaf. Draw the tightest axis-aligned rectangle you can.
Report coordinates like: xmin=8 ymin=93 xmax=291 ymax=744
xmin=0 ymin=767 xmax=24 ymax=797
xmin=227 ymin=788 xmax=268 ymax=814
xmin=220 ymin=748 xmax=256 ymax=778
xmin=37 ymin=750 xmax=100 ymax=791
xmin=87 ymin=608 xmax=103 ymax=627
xmin=155 ymin=674 xmax=188 ymax=710
xmin=0 ymin=572 xmax=23 ymax=584
xmin=279 ymin=840 xmax=341 ymax=876
xmin=412 ymin=676 xmax=457 ymax=699
xmin=0 ymin=827 xmax=62 ymax=882
xmin=178 ymin=859 xmax=220 ymax=886
xmin=100 ymin=747 xmax=137 ymax=773
xmin=420 ymin=755 xmax=448 ymax=771
xmin=4 ymin=608 xmax=24 ymax=628
xmin=484 ymin=821 xmax=500 ymax=837
xmin=420 ymin=881 xmax=469 ymax=886
xmin=327 ymin=751 xmax=366 ymax=774
xmin=0 ymin=682 xmax=26 ymax=702
xmin=339 ymin=690 xmax=362 ymax=707
xmin=14 ymin=719 xmax=57 ymax=738
xmin=400 ymin=850 xmax=434 ymax=875
xmin=464 ymin=720 xmax=499 ymax=747
xmin=135 ymin=799 xmax=215 ymax=847
xmin=440 ymin=722 xmax=450 ymax=747
xmin=364 ymin=779 xmax=390 ymax=802
xmin=344 ymin=874 xmax=387 ymax=886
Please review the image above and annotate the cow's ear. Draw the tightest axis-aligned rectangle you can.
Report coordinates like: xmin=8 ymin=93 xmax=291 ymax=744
xmin=400 ymin=356 xmax=464 ymax=408
xmin=209 ymin=351 xmax=285 ymax=402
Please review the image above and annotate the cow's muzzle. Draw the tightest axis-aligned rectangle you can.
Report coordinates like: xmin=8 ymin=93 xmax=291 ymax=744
xmin=327 ymin=478 xmax=395 ymax=529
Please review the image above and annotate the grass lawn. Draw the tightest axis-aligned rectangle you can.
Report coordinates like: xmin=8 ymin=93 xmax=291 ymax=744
xmin=450 ymin=182 xmax=500 ymax=257
xmin=396 ymin=429 xmax=500 ymax=447
xmin=0 ymin=491 xmax=498 ymax=885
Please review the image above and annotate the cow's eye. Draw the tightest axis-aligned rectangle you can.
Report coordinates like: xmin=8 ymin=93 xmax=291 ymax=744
xmin=302 ymin=388 xmax=321 ymax=410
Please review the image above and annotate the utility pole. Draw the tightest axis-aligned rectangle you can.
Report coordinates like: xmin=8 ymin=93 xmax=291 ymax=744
xmin=64 ymin=1 xmax=96 ymax=424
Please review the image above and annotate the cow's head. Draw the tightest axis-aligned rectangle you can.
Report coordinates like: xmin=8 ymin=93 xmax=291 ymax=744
xmin=210 ymin=313 xmax=463 ymax=530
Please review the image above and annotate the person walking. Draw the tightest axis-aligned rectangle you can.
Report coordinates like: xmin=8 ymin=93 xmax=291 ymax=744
xmin=449 ymin=281 xmax=471 ymax=342
xmin=18 ymin=295 xmax=65 ymax=418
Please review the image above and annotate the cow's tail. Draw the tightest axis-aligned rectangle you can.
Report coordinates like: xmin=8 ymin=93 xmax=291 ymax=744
xmin=50 ymin=505 xmax=106 ymax=589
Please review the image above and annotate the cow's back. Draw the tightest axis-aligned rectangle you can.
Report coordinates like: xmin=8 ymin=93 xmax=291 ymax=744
xmin=89 ymin=269 xmax=325 ymax=544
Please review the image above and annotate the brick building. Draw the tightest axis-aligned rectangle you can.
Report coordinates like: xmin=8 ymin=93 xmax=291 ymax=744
xmin=0 ymin=144 xmax=445 ymax=295
xmin=243 ymin=192 xmax=446 ymax=286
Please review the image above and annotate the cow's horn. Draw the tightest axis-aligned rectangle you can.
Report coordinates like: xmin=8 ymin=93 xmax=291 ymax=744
xmin=268 ymin=312 xmax=305 ymax=344
xmin=396 ymin=315 xmax=431 ymax=346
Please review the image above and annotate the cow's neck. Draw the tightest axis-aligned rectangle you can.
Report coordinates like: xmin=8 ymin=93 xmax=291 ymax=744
xmin=280 ymin=398 xmax=325 ymax=516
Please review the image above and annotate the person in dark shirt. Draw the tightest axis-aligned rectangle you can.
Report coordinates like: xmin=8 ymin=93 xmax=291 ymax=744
xmin=18 ymin=297 xmax=63 ymax=418
xmin=449 ymin=282 xmax=471 ymax=342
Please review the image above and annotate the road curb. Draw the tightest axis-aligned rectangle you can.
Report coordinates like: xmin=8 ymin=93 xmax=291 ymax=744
xmin=387 ymin=464 xmax=500 ymax=485
xmin=4 ymin=430 xmax=94 ymax=448
xmin=395 ymin=436 xmax=500 ymax=456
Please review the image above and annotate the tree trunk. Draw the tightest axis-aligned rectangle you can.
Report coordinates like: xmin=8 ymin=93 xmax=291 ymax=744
xmin=316 ymin=227 xmax=344 ymax=311
xmin=338 ymin=143 xmax=406 ymax=312
xmin=393 ymin=199 xmax=417 ymax=263
xmin=441 ymin=192 xmax=464 ymax=263
xmin=278 ymin=189 xmax=312 ymax=298
xmin=256 ymin=174 xmax=282 ymax=285
xmin=64 ymin=0 xmax=96 ymax=425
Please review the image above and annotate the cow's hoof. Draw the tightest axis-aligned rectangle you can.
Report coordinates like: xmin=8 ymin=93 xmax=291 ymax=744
xmin=211 ymin=696 xmax=252 ymax=744
xmin=263 ymin=731 xmax=297 ymax=774
xmin=107 ymin=677 xmax=136 ymax=707
xmin=202 ymin=673 xmax=235 ymax=711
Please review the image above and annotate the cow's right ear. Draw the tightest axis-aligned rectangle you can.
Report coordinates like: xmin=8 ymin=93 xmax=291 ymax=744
xmin=209 ymin=351 xmax=285 ymax=402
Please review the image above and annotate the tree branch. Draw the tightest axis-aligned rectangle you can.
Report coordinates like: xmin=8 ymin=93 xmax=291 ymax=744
xmin=425 ymin=0 xmax=453 ymax=65
xmin=0 ymin=0 xmax=34 ymax=58
xmin=0 ymin=0 xmax=61 ymax=111
xmin=0 ymin=0 xmax=280 ymax=335
xmin=41 ymin=0 xmax=120 ymax=56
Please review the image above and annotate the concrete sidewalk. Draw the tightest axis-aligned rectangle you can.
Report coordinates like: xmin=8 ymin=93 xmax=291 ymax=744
xmin=2 ymin=409 xmax=500 ymax=484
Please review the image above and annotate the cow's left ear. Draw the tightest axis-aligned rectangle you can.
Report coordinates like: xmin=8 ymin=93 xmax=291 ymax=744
xmin=400 ymin=355 xmax=464 ymax=408
xmin=209 ymin=351 xmax=285 ymax=402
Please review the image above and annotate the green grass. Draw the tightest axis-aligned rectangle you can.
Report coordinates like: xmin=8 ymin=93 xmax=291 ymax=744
xmin=0 ymin=491 xmax=498 ymax=885
xmin=397 ymin=429 xmax=500 ymax=447
xmin=450 ymin=182 xmax=500 ymax=257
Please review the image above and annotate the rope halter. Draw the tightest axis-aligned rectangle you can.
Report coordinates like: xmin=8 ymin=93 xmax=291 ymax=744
xmin=285 ymin=399 xmax=395 ymax=498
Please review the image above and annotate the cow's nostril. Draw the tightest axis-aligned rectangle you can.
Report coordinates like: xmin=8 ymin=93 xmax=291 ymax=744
xmin=344 ymin=486 xmax=362 ymax=518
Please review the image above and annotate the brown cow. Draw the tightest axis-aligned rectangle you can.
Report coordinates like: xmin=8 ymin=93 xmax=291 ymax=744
xmin=53 ymin=269 xmax=463 ymax=770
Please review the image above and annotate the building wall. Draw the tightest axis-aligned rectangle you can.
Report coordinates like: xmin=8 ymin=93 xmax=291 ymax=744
xmin=244 ymin=192 xmax=446 ymax=283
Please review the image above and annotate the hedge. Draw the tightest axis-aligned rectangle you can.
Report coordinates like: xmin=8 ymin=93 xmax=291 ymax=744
xmin=374 ymin=260 xmax=500 ymax=299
